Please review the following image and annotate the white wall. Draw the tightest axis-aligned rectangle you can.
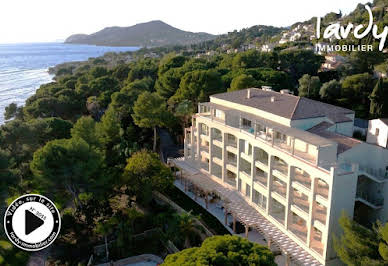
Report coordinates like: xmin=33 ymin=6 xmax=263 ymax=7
xmin=367 ymin=119 xmax=388 ymax=148
xmin=325 ymin=168 xmax=358 ymax=262
xmin=290 ymin=117 xmax=327 ymax=130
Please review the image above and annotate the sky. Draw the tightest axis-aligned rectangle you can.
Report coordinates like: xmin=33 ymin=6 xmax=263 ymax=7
xmin=0 ymin=0 xmax=371 ymax=44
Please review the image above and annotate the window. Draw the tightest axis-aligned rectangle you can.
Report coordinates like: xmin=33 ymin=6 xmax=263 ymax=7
xmin=376 ymin=128 xmax=380 ymax=136
xmin=214 ymin=109 xmax=223 ymax=119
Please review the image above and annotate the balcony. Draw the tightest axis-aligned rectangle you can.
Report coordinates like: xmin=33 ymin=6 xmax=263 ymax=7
xmin=200 ymin=159 xmax=209 ymax=172
xmin=211 ymin=161 xmax=222 ymax=180
xmin=359 ymin=164 xmax=388 ymax=182
xmin=253 ymin=189 xmax=267 ymax=209
xmin=212 ymin=128 xmax=223 ymax=142
xmin=226 ymin=151 xmax=237 ymax=166
xmin=316 ymin=179 xmax=329 ymax=200
xmin=254 ymin=167 xmax=268 ymax=187
xmin=254 ymin=147 xmax=269 ymax=167
xmin=273 ymin=131 xmax=293 ymax=154
xmin=225 ymin=170 xmax=237 ymax=187
xmin=272 ymin=178 xmax=287 ymax=198
xmin=273 ymin=156 xmax=288 ymax=177
xmin=293 ymin=168 xmax=312 ymax=190
xmin=289 ymin=213 xmax=308 ymax=243
xmin=311 ymin=227 xmax=324 ymax=255
xmin=356 ymin=190 xmax=384 ymax=209
xmin=314 ymin=202 xmax=327 ymax=225
xmin=292 ymin=189 xmax=309 ymax=214
xmin=240 ymin=158 xmax=251 ymax=178
xmin=355 ymin=176 xmax=384 ymax=209
xmin=270 ymin=198 xmax=286 ymax=225
xmin=196 ymin=103 xmax=336 ymax=172
xmin=185 ymin=128 xmax=192 ymax=145
xmin=226 ymin=133 xmax=237 ymax=148
xmin=212 ymin=145 xmax=222 ymax=160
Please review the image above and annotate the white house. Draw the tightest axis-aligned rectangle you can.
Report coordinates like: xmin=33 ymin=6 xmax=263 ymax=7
xmin=367 ymin=119 xmax=388 ymax=148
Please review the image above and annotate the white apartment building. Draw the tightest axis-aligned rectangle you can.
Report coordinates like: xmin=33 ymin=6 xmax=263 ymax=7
xmin=172 ymin=88 xmax=388 ymax=265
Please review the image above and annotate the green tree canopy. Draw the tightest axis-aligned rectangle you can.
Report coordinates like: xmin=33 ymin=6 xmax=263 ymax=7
xmin=370 ymin=78 xmax=388 ymax=118
xmin=163 ymin=235 xmax=276 ymax=266
xmin=30 ymin=137 xmax=103 ymax=209
xmin=320 ymin=80 xmax=342 ymax=101
xmin=132 ymin=92 xmax=169 ymax=151
xmin=333 ymin=212 xmax=388 ymax=266
xmin=71 ymin=116 xmax=99 ymax=147
xmin=121 ymin=150 xmax=173 ymax=204
xmin=279 ymin=49 xmax=324 ymax=83
xmin=170 ymin=69 xmax=224 ymax=105
xmin=298 ymin=74 xmax=321 ymax=98
xmin=229 ymin=74 xmax=257 ymax=91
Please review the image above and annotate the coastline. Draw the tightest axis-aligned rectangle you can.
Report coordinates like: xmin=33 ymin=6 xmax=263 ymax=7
xmin=0 ymin=43 xmax=139 ymax=125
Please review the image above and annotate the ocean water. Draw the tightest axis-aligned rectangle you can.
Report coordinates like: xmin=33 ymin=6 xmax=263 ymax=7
xmin=0 ymin=42 xmax=138 ymax=124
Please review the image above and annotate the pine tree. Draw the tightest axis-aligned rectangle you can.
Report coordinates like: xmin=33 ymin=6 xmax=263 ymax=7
xmin=369 ymin=78 xmax=385 ymax=118
xmin=333 ymin=212 xmax=388 ymax=266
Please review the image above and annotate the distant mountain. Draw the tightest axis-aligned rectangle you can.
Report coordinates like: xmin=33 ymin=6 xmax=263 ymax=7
xmin=65 ymin=20 xmax=216 ymax=47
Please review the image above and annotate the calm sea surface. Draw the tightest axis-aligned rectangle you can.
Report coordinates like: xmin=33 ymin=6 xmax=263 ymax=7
xmin=0 ymin=42 xmax=138 ymax=124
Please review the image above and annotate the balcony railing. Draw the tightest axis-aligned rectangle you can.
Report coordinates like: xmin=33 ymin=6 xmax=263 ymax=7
xmin=293 ymin=192 xmax=309 ymax=214
xmin=359 ymin=165 xmax=388 ymax=181
xmin=195 ymin=103 xmax=334 ymax=173
xmin=316 ymin=183 xmax=329 ymax=199
xmin=294 ymin=173 xmax=312 ymax=190
xmin=356 ymin=190 xmax=384 ymax=208
xmin=254 ymin=173 xmax=268 ymax=187
xmin=314 ymin=205 xmax=327 ymax=225
xmin=225 ymin=175 xmax=237 ymax=187
xmin=273 ymin=160 xmax=288 ymax=176
xmin=272 ymin=181 xmax=287 ymax=198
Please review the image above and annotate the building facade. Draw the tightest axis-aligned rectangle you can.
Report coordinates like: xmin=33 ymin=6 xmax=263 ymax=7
xmin=180 ymin=88 xmax=388 ymax=265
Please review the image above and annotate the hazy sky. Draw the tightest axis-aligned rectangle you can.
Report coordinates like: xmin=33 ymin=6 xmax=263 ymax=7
xmin=0 ymin=0 xmax=370 ymax=44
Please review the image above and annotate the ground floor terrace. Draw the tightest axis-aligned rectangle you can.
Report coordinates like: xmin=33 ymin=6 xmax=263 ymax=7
xmin=168 ymin=157 xmax=323 ymax=266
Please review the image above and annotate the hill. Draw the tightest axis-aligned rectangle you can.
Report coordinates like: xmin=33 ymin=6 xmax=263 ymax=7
xmin=64 ymin=20 xmax=216 ymax=47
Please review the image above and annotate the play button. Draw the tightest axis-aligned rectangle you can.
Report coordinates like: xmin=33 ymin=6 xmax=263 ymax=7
xmin=4 ymin=194 xmax=61 ymax=251
xmin=25 ymin=210 xmax=44 ymax=235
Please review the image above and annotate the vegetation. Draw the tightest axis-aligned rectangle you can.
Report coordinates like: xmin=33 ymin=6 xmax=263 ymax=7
xmin=334 ymin=212 xmax=388 ymax=266
xmin=163 ymin=235 xmax=276 ymax=266
xmin=0 ymin=239 xmax=29 ymax=266
xmin=3 ymin=2 xmax=388 ymax=263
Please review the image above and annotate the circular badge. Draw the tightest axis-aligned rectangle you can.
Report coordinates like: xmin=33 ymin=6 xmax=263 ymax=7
xmin=3 ymin=194 xmax=61 ymax=251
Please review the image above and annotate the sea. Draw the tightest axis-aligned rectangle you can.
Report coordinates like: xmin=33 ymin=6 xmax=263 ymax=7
xmin=0 ymin=42 xmax=138 ymax=124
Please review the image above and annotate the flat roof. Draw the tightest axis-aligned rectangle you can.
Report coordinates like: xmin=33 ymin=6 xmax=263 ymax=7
xmin=211 ymin=88 xmax=354 ymax=123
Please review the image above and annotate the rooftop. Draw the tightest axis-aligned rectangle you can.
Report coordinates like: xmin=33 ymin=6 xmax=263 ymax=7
xmin=200 ymin=102 xmax=336 ymax=148
xmin=211 ymin=88 xmax=354 ymax=123
xmin=307 ymin=122 xmax=362 ymax=154
xmin=379 ymin=118 xmax=388 ymax=126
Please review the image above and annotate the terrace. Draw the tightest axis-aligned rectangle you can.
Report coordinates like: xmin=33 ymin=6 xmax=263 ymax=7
xmin=292 ymin=189 xmax=310 ymax=214
xmin=289 ymin=213 xmax=308 ymax=243
xmin=273 ymin=156 xmax=288 ymax=177
xmin=272 ymin=177 xmax=287 ymax=198
xmin=293 ymin=167 xmax=312 ymax=190
xmin=197 ymin=102 xmax=336 ymax=170
xmin=254 ymin=167 xmax=268 ymax=187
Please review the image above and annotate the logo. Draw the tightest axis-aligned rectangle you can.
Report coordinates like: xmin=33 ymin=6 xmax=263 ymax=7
xmin=316 ymin=5 xmax=388 ymax=52
xmin=3 ymin=194 xmax=61 ymax=251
